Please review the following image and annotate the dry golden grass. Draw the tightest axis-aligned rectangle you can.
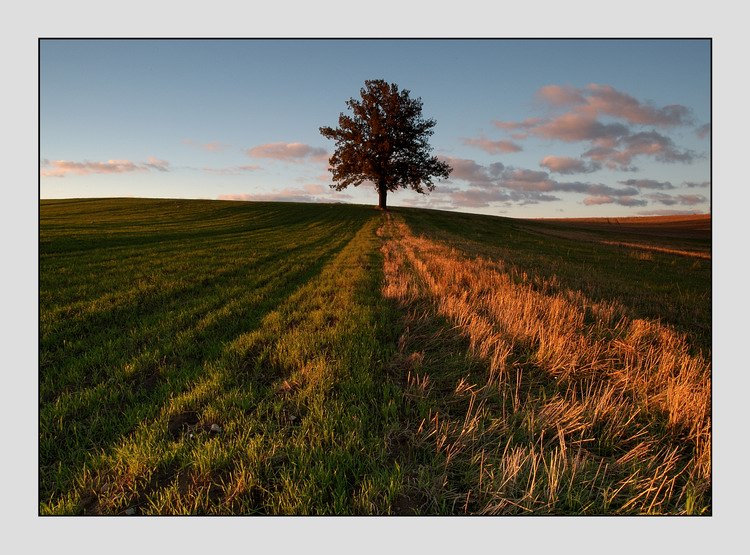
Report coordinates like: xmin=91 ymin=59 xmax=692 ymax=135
xmin=380 ymin=213 xmax=710 ymax=514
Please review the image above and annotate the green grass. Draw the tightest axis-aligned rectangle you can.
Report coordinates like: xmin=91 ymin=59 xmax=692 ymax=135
xmin=40 ymin=198 xmax=403 ymax=514
xmin=39 ymin=198 xmax=711 ymax=515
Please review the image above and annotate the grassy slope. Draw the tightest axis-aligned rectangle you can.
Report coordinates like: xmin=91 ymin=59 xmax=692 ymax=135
xmin=41 ymin=199 xmax=403 ymax=514
xmin=40 ymin=199 xmax=711 ymax=515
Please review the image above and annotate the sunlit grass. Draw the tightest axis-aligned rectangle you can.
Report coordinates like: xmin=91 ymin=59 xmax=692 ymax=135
xmin=378 ymin=212 xmax=710 ymax=514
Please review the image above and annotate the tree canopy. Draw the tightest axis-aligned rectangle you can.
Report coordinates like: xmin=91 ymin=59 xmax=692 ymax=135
xmin=320 ymin=79 xmax=452 ymax=209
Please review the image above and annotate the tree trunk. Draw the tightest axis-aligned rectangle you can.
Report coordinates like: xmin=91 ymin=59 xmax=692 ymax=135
xmin=378 ymin=184 xmax=388 ymax=210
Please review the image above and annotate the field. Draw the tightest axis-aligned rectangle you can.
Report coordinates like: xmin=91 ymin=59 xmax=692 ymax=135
xmin=39 ymin=198 xmax=711 ymax=515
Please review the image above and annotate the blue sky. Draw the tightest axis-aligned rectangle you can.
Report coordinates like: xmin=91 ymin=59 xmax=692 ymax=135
xmin=40 ymin=39 xmax=710 ymax=217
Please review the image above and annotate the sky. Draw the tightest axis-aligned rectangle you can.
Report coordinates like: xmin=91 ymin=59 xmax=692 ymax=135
xmin=40 ymin=39 xmax=710 ymax=217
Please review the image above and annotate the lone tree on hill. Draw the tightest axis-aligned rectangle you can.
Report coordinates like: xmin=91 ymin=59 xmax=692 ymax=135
xmin=320 ymin=79 xmax=452 ymax=210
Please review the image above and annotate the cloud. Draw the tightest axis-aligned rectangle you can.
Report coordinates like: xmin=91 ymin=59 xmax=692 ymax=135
xmin=613 ymin=196 xmax=649 ymax=207
xmin=583 ymin=195 xmax=648 ymax=207
xmin=219 ymin=189 xmax=319 ymax=203
xmin=462 ymin=137 xmax=523 ymax=154
xmin=617 ymin=178 xmax=674 ymax=190
xmin=533 ymin=113 xmax=630 ymax=143
xmin=537 ymin=83 xmax=692 ymax=127
xmin=303 ymin=184 xmax=326 ymax=194
xmin=499 ymin=168 xmax=556 ymax=191
xmin=496 ymin=168 xmax=636 ymax=197
xmin=439 ymin=156 xmax=504 ymax=187
xmin=183 ymin=139 xmax=231 ymax=152
xmin=647 ymin=193 xmax=707 ymax=206
xmin=442 ymin=188 xmax=559 ymax=209
xmin=536 ymin=85 xmax=586 ymax=107
xmin=143 ymin=156 xmax=170 ymax=172
xmin=247 ymin=142 xmax=328 ymax=163
xmin=440 ymin=157 xmax=642 ymax=208
xmin=217 ymin=185 xmax=348 ymax=204
xmin=41 ymin=159 xmax=149 ymax=178
xmin=585 ymin=184 xmax=639 ymax=196
xmin=695 ymin=123 xmax=711 ymax=139
xmin=201 ymin=165 xmax=262 ymax=175
xmin=41 ymin=156 xmax=174 ymax=178
xmin=448 ymin=189 xmax=514 ymax=208
xmin=585 ymin=84 xmax=692 ymax=126
xmin=493 ymin=117 xmax=544 ymax=132
xmin=683 ymin=180 xmax=710 ymax=188
xmin=498 ymin=85 xmax=689 ymax=143
xmin=622 ymin=131 xmax=696 ymax=163
xmin=494 ymin=84 xmax=697 ymax=171
xmin=540 ymin=155 xmax=601 ymax=174
xmin=582 ymin=131 xmax=696 ymax=170
xmin=636 ymin=209 xmax=707 ymax=216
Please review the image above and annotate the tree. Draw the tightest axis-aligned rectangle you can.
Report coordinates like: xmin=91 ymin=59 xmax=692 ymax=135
xmin=320 ymin=79 xmax=452 ymax=210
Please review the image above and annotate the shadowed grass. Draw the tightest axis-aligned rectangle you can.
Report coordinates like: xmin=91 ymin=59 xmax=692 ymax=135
xmin=40 ymin=199 xmax=401 ymax=512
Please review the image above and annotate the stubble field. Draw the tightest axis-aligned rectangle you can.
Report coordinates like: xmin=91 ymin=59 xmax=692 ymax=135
xmin=39 ymin=198 xmax=711 ymax=515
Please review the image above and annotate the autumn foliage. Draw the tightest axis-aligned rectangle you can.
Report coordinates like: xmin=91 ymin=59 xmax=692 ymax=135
xmin=320 ymin=79 xmax=452 ymax=210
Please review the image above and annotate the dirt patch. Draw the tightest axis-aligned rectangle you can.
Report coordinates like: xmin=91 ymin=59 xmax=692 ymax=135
xmin=129 ymin=368 xmax=162 ymax=393
xmin=275 ymin=377 xmax=302 ymax=397
xmin=77 ymin=490 xmax=100 ymax=515
xmin=391 ymin=488 xmax=430 ymax=515
xmin=167 ymin=410 xmax=200 ymax=439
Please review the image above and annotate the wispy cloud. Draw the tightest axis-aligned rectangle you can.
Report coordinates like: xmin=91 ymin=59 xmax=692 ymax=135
xmin=535 ymin=85 xmax=586 ymax=107
xmin=201 ymin=165 xmax=262 ymax=175
xmin=302 ymin=184 xmax=326 ymax=194
xmin=438 ymin=156 xmax=642 ymax=209
xmin=618 ymin=178 xmax=674 ymax=190
xmin=695 ymin=123 xmax=711 ymax=139
xmin=439 ymin=156 xmax=504 ymax=187
xmin=582 ymin=131 xmax=696 ymax=170
xmin=494 ymin=84 xmax=698 ymax=171
xmin=183 ymin=139 xmax=231 ymax=152
xmin=531 ymin=113 xmax=630 ymax=143
xmin=462 ymin=137 xmax=523 ymax=154
xmin=683 ymin=180 xmax=710 ymax=188
xmin=246 ymin=142 xmax=328 ymax=163
xmin=444 ymin=188 xmax=559 ymax=208
xmin=636 ymin=209 xmax=707 ymax=216
xmin=218 ymin=185 xmax=349 ymax=203
xmin=493 ymin=117 xmax=543 ymax=133
xmin=40 ymin=158 xmax=161 ymax=178
xmin=540 ymin=156 xmax=601 ymax=175
xmin=583 ymin=195 xmax=648 ymax=207
xmin=143 ymin=156 xmax=170 ymax=172
xmin=537 ymin=83 xmax=693 ymax=127
xmin=646 ymin=193 xmax=707 ymax=206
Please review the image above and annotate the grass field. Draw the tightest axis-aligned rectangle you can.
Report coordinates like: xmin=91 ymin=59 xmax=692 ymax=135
xmin=39 ymin=198 xmax=711 ymax=515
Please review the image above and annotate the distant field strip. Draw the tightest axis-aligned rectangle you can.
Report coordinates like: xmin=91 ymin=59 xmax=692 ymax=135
xmin=600 ymin=240 xmax=711 ymax=260
xmin=380 ymin=214 xmax=710 ymax=514
xmin=521 ymin=226 xmax=710 ymax=260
